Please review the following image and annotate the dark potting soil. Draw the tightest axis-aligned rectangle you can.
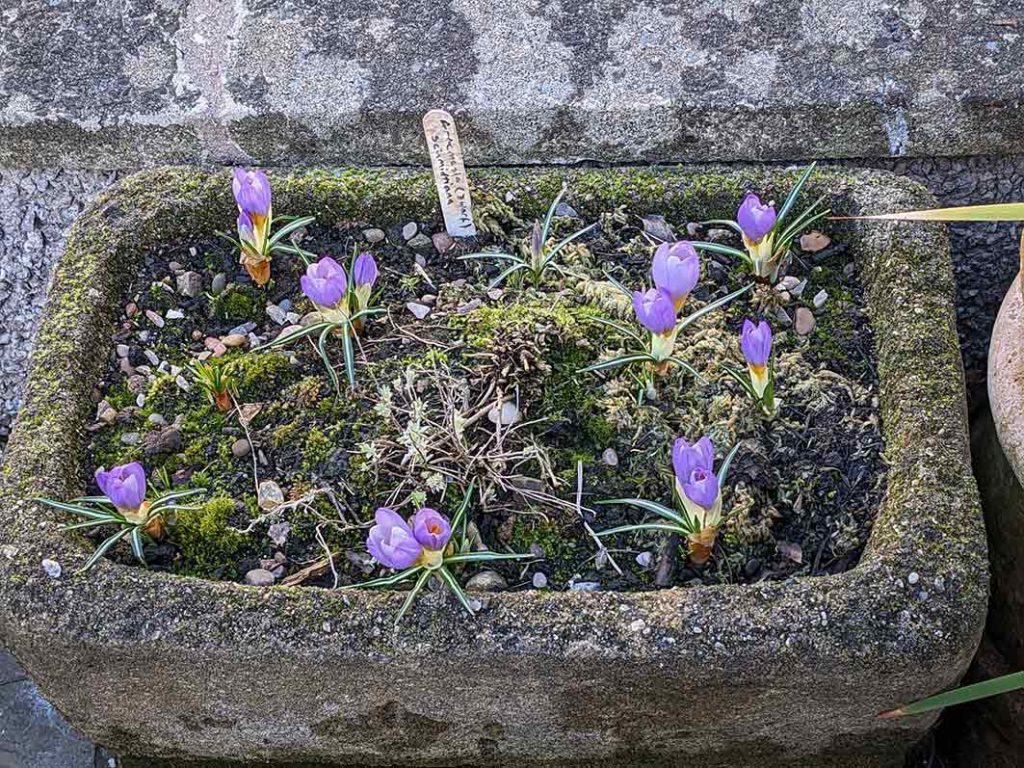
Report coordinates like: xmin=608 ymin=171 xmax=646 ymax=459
xmin=81 ymin=203 xmax=886 ymax=593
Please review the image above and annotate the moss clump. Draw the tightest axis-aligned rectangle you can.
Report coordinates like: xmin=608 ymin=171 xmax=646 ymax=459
xmin=171 ymin=496 xmax=249 ymax=578
xmin=301 ymin=427 xmax=333 ymax=472
xmin=231 ymin=352 xmax=297 ymax=401
xmin=212 ymin=284 xmax=265 ymax=321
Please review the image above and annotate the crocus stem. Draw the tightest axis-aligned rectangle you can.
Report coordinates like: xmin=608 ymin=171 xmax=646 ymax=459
xmin=654 ymin=533 xmax=680 ymax=587
xmin=652 ymin=360 xmax=671 ymax=377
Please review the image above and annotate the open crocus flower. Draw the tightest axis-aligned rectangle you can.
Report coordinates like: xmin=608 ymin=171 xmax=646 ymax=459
xmin=633 ymin=287 xmax=679 ymax=362
xmin=366 ymin=506 xmax=455 ymax=571
xmin=233 ymin=168 xmax=273 ymax=285
xmin=366 ymin=508 xmax=426 ymax=570
xmin=740 ymin=319 xmax=773 ymax=397
xmin=301 ymin=256 xmax=349 ymax=321
xmin=95 ymin=462 xmax=148 ymax=519
xmin=651 ymin=241 xmax=700 ymax=310
xmin=673 ymin=436 xmax=723 ymax=564
xmin=737 ymin=193 xmax=778 ymax=278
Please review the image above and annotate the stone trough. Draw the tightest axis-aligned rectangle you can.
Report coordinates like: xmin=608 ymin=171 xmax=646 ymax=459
xmin=0 ymin=166 xmax=987 ymax=767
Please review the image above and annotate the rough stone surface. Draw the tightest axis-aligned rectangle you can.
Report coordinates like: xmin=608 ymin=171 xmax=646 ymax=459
xmin=0 ymin=649 xmax=101 ymax=767
xmin=0 ymin=1 xmax=1022 ymax=167
xmin=0 ymin=167 xmax=987 ymax=767
xmin=0 ymin=168 xmax=119 ymax=442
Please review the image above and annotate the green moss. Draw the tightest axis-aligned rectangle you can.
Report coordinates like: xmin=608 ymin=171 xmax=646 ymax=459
xmin=301 ymin=427 xmax=333 ymax=472
xmin=231 ymin=352 xmax=297 ymax=401
xmin=170 ymin=496 xmax=249 ymax=578
xmin=212 ymin=284 xmax=265 ymax=321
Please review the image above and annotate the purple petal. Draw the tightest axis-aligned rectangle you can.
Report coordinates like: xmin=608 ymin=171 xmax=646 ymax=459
xmin=672 ymin=436 xmax=715 ymax=489
xmin=737 ymin=193 xmax=776 ymax=243
xmin=651 ymin=242 xmax=700 ymax=305
xmin=683 ymin=468 xmax=720 ymax=510
xmin=740 ymin=319 xmax=773 ymax=367
xmin=237 ymin=211 xmax=255 ymax=244
xmin=632 ymin=288 xmax=678 ymax=335
xmin=366 ymin=508 xmax=422 ymax=569
xmin=411 ymin=507 xmax=452 ymax=551
xmin=353 ymin=252 xmax=378 ymax=289
xmin=301 ymin=256 xmax=348 ymax=309
xmin=95 ymin=462 xmax=147 ymax=510
xmin=232 ymin=168 xmax=272 ymax=217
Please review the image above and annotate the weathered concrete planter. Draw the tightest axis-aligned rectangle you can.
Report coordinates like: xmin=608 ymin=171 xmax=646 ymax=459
xmin=0 ymin=167 xmax=987 ymax=767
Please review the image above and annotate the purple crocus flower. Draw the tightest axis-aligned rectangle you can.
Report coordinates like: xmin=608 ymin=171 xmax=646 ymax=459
xmin=232 ymin=168 xmax=272 ymax=220
xmin=237 ymin=211 xmax=255 ymax=246
xmin=367 ymin=508 xmax=423 ymax=569
xmin=95 ymin=462 xmax=147 ymax=512
xmin=353 ymin=252 xmax=378 ymax=289
xmin=737 ymin=193 xmax=776 ymax=244
xmin=672 ymin=436 xmax=720 ymax=511
xmin=632 ymin=288 xmax=677 ymax=336
xmin=740 ymin=319 xmax=772 ymax=369
xmin=300 ymin=256 xmax=348 ymax=310
xmin=411 ymin=507 xmax=452 ymax=552
xmin=651 ymin=241 xmax=700 ymax=309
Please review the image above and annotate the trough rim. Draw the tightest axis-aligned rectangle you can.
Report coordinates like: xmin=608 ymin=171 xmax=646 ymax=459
xmin=0 ymin=164 xmax=986 ymax=737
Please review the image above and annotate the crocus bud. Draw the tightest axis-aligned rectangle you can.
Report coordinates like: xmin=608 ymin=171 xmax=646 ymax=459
xmin=232 ymin=168 xmax=272 ymax=220
xmin=367 ymin=508 xmax=423 ymax=570
xmin=233 ymin=168 xmax=273 ymax=285
xmin=411 ymin=507 xmax=452 ymax=552
xmin=651 ymin=241 xmax=700 ymax=309
xmin=632 ymin=288 xmax=677 ymax=336
xmin=737 ymin=193 xmax=776 ymax=244
xmin=672 ymin=436 xmax=722 ymax=527
xmin=740 ymin=319 xmax=773 ymax=398
xmin=300 ymin=256 xmax=348 ymax=316
xmin=530 ymin=220 xmax=544 ymax=263
xmin=95 ymin=462 xmax=147 ymax=514
xmin=352 ymin=252 xmax=378 ymax=311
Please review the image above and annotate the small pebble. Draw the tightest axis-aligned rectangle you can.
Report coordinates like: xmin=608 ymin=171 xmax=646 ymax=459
xmin=266 ymin=304 xmax=288 ymax=325
xmin=908 ymin=571 xmax=920 ymax=585
xmin=121 ymin=432 xmax=141 ymax=445
xmin=145 ymin=309 xmax=165 ymax=328
xmin=432 ymin=232 xmax=454 ymax=253
xmin=487 ymin=401 xmax=520 ymax=426
xmin=175 ymin=375 xmax=190 ymax=391
xmin=813 ymin=289 xmax=829 ymax=309
xmin=795 ymin=307 xmax=816 ymax=336
xmin=641 ymin=214 xmax=674 ymax=242
xmin=466 ymin=570 xmax=509 ymax=592
xmin=41 ymin=559 xmax=62 ymax=579
xmin=147 ymin=413 xmax=167 ymax=426
xmin=210 ymin=273 xmax=227 ymax=295
xmin=268 ymin=521 xmax=291 ymax=546
xmin=629 ymin=619 xmax=646 ymax=633
xmin=144 ymin=349 xmax=160 ymax=366
xmin=176 ymin=271 xmax=203 ymax=298
xmin=532 ymin=572 xmax=548 ymax=589
xmin=458 ymin=299 xmax=482 ymax=314
xmin=407 ymin=233 xmax=433 ymax=250
xmin=165 ymin=309 xmax=184 ymax=320
xmin=602 ymin=448 xmax=618 ymax=466
xmin=636 ymin=551 xmax=653 ymax=568
xmin=115 ymin=344 xmax=130 ymax=358
xmin=402 ymin=222 xmax=418 ymax=240
xmin=406 ymin=302 xmax=431 ymax=320
xmin=364 ymin=228 xmax=386 ymax=244
xmin=775 ymin=307 xmax=792 ymax=326
xmin=244 ymin=568 xmax=275 ymax=587
xmin=258 ymin=480 xmax=284 ymax=510
xmin=231 ymin=438 xmax=252 ymax=458
xmin=221 ymin=334 xmax=247 ymax=348
xmin=570 ymin=581 xmax=601 ymax=592
xmin=99 ymin=407 xmax=118 ymax=424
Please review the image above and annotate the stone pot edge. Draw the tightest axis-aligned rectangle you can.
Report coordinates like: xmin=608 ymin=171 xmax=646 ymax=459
xmin=0 ymin=165 xmax=986 ymax=691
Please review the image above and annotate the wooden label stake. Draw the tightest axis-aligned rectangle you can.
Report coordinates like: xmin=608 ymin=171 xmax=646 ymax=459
xmin=422 ymin=109 xmax=477 ymax=237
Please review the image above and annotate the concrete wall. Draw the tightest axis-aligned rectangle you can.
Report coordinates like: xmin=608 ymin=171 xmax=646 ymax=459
xmin=1 ymin=0 xmax=1023 ymax=438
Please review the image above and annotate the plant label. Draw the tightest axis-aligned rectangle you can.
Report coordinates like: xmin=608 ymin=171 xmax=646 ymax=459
xmin=422 ymin=109 xmax=477 ymax=238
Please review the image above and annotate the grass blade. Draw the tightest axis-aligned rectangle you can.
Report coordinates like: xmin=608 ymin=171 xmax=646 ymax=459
xmin=836 ymin=202 xmax=1024 ymax=222
xmin=346 ymin=566 xmax=424 ymax=590
xmin=667 ymin=357 xmax=703 ymax=381
xmin=35 ymin=498 xmax=119 ymax=521
xmin=80 ymin=528 xmax=131 ymax=572
xmin=437 ymin=566 xmax=475 ymax=616
xmin=321 ymin=326 xmax=346 ymax=394
xmin=595 ymin=523 xmax=684 ymax=538
xmin=717 ymin=442 xmax=742 ymax=486
xmin=590 ymin=316 xmax=644 ymax=345
xmin=690 ymin=242 xmax=752 ymax=264
xmin=129 ymin=526 xmax=146 ymax=564
xmin=447 ymin=552 xmax=534 ymax=564
xmin=268 ymin=215 xmax=317 ymax=246
xmin=449 ymin=478 xmax=476 ymax=538
xmin=581 ymin=358 xmax=651 ymax=376
xmin=255 ymin=323 xmax=331 ymax=351
xmin=488 ymin=262 xmax=528 ymax=290
xmin=880 ymin=672 xmax=1024 ymax=718
xmin=395 ymin=569 xmax=432 ymax=624
xmin=596 ymin=498 xmax=688 ymax=528
xmin=542 ymin=185 xmax=568 ymax=243
xmin=775 ymin=162 xmax=817 ymax=228
xmin=677 ymin=283 xmax=753 ymax=332
xmin=459 ymin=252 xmax=521 ymax=263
